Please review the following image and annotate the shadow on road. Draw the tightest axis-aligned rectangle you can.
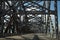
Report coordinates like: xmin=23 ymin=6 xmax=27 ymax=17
xmin=19 ymin=35 xmax=44 ymax=40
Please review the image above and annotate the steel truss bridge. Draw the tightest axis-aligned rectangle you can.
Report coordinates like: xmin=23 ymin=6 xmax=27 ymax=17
xmin=0 ymin=0 xmax=59 ymax=39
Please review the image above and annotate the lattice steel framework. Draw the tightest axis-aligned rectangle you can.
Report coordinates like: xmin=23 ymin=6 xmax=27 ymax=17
xmin=0 ymin=0 xmax=58 ymax=38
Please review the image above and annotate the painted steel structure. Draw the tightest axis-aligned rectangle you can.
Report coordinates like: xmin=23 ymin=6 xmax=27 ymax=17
xmin=0 ymin=0 xmax=58 ymax=39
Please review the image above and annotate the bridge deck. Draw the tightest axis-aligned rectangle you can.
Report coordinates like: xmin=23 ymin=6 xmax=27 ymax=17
xmin=0 ymin=33 xmax=57 ymax=40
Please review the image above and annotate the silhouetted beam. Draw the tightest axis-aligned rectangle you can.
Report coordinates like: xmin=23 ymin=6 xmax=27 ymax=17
xmin=47 ymin=1 xmax=51 ymax=34
xmin=54 ymin=0 xmax=58 ymax=39
xmin=25 ymin=11 xmax=55 ymax=15
xmin=45 ymin=1 xmax=51 ymax=34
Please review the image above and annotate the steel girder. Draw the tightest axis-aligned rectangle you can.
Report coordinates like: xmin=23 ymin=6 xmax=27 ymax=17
xmin=0 ymin=0 xmax=58 ymax=39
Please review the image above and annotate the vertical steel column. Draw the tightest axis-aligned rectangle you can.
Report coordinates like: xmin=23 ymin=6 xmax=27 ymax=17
xmin=0 ymin=1 xmax=2 ymax=34
xmin=47 ymin=1 xmax=51 ymax=34
xmin=21 ymin=1 xmax=29 ymax=33
xmin=43 ymin=1 xmax=47 ymax=34
xmin=54 ymin=0 xmax=58 ymax=39
xmin=1 ymin=1 xmax=5 ymax=34
xmin=45 ymin=1 xmax=51 ymax=34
